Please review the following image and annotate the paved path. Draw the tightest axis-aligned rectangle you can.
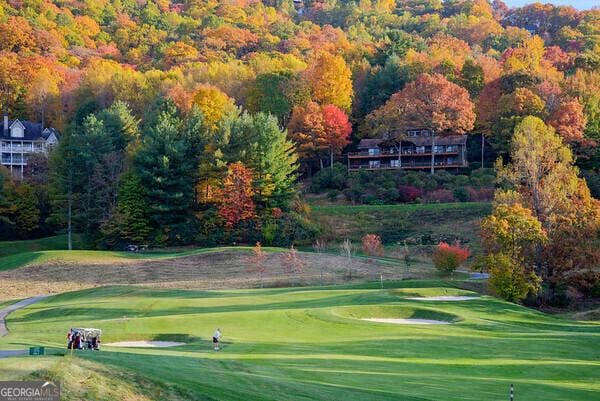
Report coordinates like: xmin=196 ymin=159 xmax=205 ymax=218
xmin=0 ymin=350 xmax=28 ymax=358
xmin=0 ymin=296 xmax=48 ymax=359
xmin=0 ymin=296 xmax=48 ymax=337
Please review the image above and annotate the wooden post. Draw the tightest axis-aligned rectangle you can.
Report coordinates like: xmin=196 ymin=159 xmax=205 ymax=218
xmin=380 ymin=273 xmax=383 ymax=289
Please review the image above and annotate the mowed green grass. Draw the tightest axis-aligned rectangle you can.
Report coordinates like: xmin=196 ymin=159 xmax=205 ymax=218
xmin=1 ymin=283 xmax=599 ymax=401
xmin=0 ymin=246 xmax=286 ymax=272
xmin=0 ymin=234 xmax=86 ymax=258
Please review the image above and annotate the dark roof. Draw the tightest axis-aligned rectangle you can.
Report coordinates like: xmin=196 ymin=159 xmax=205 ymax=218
xmin=1 ymin=119 xmax=59 ymax=141
xmin=357 ymin=138 xmax=383 ymax=149
xmin=357 ymin=135 xmax=466 ymax=149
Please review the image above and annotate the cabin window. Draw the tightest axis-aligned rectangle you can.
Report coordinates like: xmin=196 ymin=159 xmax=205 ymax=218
xmin=390 ymin=159 xmax=399 ymax=167
xmin=369 ymin=160 xmax=380 ymax=168
xmin=421 ymin=129 xmax=430 ymax=136
xmin=416 ymin=146 xmax=425 ymax=154
xmin=434 ymin=145 xmax=444 ymax=153
xmin=368 ymin=148 xmax=380 ymax=155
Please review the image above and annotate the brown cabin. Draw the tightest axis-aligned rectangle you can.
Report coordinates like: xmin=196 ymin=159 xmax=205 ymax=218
xmin=347 ymin=128 xmax=467 ymax=172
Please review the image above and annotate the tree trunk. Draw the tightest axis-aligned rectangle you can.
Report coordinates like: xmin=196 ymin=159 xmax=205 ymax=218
xmin=481 ymin=133 xmax=485 ymax=168
xmin=430 ymin=132 xmax=435 ymax=175
xmin=330 ymin=149 xmax=334 ymax=169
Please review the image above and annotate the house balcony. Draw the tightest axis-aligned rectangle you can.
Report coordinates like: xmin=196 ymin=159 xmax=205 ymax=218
xmin=0 ymin=144 xmax=36 ymax=152
xmin=348 ymin=160 xmax=467 ymax=171
xmin=347 ymin=148 xmax=460 ymax=159
xmin=1 ymin=157 xmax=26 ymax=166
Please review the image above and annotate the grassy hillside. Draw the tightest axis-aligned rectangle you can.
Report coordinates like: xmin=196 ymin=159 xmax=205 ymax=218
xmin=0 ymin=235 xmax=86 ymax=258
xmin=311 ymin=202 xmax=491 ymax=251
xmin=0 ymin=248 xmax=442 ymax=300
xmin=1 ymin=283 xmax=598 ymax=400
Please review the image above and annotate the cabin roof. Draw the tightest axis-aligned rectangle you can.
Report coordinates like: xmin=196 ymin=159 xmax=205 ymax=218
xmin=357 ymin=135 xmax=466 ymax=149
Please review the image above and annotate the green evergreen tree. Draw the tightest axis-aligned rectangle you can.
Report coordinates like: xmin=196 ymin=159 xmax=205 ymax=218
xmin=223 ymin=112 xmax=299 ymax=209
xmin=135 ymin=100 xmax=197 ymax=243
xmin=114 ymin=170 xmax=151 ymax=243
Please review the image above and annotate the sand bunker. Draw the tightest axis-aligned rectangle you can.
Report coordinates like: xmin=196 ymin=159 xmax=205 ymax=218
xmin=104 ymin=341 xmax=185 ymax=348
xmin=361 ymin=318 xmax=451 ymax=325
xmin=407 ymin=296 xmax=479 ymax=301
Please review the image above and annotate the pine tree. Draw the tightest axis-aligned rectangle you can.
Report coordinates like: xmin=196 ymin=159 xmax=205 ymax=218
xmin=115 ymin=170 xmax=151 ymax=243
xmin=224 ymin=112 xmax=298 ymax=209
xmin=135 ymin=100 xmax=197 ymax=243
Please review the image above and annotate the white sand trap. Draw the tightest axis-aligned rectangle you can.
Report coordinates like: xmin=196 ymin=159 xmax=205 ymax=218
xmin=407 ymin=296 xmax=479 ymax=301
xmin=104 ymin=341 xmax=185 ymax=348
xmin=361 ymin=318 xmax=451 ymax=325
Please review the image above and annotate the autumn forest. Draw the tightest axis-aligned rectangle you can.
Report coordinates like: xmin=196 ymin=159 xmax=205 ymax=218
xmin=0 ymin=0 xmax=599 ymax=305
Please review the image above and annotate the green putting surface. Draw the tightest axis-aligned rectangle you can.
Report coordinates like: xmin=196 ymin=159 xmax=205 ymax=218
xmin=0 ymin=283 xmax=598 ymax=400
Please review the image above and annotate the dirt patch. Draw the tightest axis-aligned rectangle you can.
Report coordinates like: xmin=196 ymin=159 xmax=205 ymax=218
xmin=0 ymin=250 xmax=434 ymax=299
xmin=361 ymin=318 xmax=451 ymax=325
xmin=104 ymin=341 xmax=185 ymax=348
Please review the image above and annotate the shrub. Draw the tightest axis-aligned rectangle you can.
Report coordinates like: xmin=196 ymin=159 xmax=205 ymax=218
xmin=361 ymin=234 xmax=384 ymax=256
xmin=469 ymin=168 xmax=496 ymax=188
xmin=397 ymin=185 xmax=422 ymax=202
xmin=453 ymin=187 xmax=470 ymax=202
xmin=432 ymin=241 xmax=470 ymax=273
xmin=310 ymin=163 xmax=348 ymax=192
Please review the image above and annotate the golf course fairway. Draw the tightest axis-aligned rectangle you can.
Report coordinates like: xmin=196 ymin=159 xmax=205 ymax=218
xmin=0 ymin=282 xmax=598 ymax=400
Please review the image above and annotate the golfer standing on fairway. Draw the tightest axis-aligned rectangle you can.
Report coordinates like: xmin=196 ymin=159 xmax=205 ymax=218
xmin=213 ymin=328 xmax=221 ymax=351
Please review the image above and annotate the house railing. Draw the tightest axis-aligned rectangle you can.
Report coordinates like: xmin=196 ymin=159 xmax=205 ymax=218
xmin=349 ymin=161 xmax=467 ymax=170
xmin=348 ymin=148 xmax=459 ymax=157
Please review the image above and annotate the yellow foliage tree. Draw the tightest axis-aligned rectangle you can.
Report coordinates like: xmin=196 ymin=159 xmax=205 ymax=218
xmin=305 ymin=51 xmax=353 ymax=112
xmin=192 ymin=84 xmax=236 ymax=130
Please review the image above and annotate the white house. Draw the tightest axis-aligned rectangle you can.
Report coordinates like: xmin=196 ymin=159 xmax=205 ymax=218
xmin=1 ymin=113 xmax=59 ymax=179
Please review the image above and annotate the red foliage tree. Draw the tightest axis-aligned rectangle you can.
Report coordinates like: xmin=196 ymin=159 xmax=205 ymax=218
xmin=432 ymin=241 xmax=471 ymax=273
xmin=321 ymin=104 xmax=352 ymax=167
xmin=218 ymin=162 xmax=256 ymax=228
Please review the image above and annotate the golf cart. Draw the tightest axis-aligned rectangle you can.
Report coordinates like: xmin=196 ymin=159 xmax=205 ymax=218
xmin=68 ymin=328 xmax=102 ymax=350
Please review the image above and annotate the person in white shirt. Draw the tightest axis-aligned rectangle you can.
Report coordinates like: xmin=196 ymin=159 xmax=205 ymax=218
xmin=213 ymin=328 xmax=221 ymax=351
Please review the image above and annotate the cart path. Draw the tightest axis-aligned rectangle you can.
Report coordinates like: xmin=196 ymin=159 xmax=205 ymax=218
xmin=0 ymin=296 xmax=49 ymax=337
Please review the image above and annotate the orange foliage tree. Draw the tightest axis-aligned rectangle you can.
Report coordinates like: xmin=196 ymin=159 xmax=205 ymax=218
xmin=218 ymin=162 xmax=256 ymax=228
xmin=288 ymin=102 xmax=351 ymax=169
xmin=548 ymin=99 xmax=587 ymax=143
xmin=367 ymin=73 xmax=475 ymax=137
